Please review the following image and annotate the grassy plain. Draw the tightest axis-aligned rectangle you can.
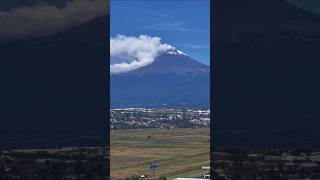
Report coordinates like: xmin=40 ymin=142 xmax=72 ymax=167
xmin=111 ymin=128 xmax=210 ymax=180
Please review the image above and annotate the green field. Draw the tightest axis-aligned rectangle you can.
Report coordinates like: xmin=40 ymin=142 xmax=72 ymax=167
xmin=111 ymin=128 xmax=210 ymax=180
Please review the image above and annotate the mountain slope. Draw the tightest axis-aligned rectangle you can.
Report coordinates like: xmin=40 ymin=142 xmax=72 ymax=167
xmin=214 ymin=0 xmax=320 ymax=131
xmin=111 ymin=52 xmax=210 ymax=108
xmin=127 ymin=53 xmax=209 ymax=76
xmin=0 ymin=16 xmax=108 ymax=148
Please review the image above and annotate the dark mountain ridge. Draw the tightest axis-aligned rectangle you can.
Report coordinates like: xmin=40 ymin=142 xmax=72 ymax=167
xmin=216 ymin=0 xmax=320 ymax=46
xmin=0 ymin=16 xmax=108 ymax=148
xmin=213 ymin=0 xmax=320 ymax=147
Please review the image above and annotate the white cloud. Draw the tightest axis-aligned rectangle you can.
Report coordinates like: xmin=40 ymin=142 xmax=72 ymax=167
xmin=110 ymin=35 xmax=177 ymax=74
xmin=0 ymin=0 xmax=105 ymax=39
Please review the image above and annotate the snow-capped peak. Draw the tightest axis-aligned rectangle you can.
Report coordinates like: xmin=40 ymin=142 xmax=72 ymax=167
xmin=165 ymin=49 xmax=188 ymax=56
xmin=177 ymin=50 xmax=188 ymax=56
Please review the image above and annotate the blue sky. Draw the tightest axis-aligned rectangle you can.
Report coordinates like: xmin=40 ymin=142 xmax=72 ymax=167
xmin=110 ymin=0 xmax=210 ymax=65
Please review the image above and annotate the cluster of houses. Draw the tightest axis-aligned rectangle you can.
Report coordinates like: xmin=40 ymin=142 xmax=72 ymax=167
xmin=111 ymin=108 xmax=210 ymax=130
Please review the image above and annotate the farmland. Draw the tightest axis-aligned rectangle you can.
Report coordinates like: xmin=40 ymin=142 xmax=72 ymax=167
xmin=110 ymin=128 xmax=210 ymax=180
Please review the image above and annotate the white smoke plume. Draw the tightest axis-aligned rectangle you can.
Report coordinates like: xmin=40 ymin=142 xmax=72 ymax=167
xmin=110 ymin=35 xmax=177 ymax=74
xmin=0 ymin=0 xmax=105 ymax=39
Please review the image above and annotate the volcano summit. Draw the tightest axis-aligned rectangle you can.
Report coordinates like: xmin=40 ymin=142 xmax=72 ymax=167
xmin=110 ymin=46 xmax=210 ymax=108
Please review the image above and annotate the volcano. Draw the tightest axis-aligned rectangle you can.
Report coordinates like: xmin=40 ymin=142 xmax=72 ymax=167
xmin=111 ymin=50 xmax=210 ymax=108
xmin=0 ymin=16 xmax=108 ymax=148
xmin=213 ymin=0 xmax=320 ymax=147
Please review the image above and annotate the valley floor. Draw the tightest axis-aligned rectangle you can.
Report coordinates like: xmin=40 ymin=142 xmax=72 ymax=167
xmin=110 ymin=128 xmax=210 ymax=180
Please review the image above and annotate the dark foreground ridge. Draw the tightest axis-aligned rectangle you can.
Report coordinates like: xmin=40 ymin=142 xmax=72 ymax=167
xmin=0 ymin=147 xmax=108 ymax=180
xmin=212 ymin=148 xmax=320 ymax=179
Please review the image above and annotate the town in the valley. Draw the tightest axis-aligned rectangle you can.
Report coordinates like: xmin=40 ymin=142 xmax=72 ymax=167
xmin=110 ymin=108 xmax=210 ymax=130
